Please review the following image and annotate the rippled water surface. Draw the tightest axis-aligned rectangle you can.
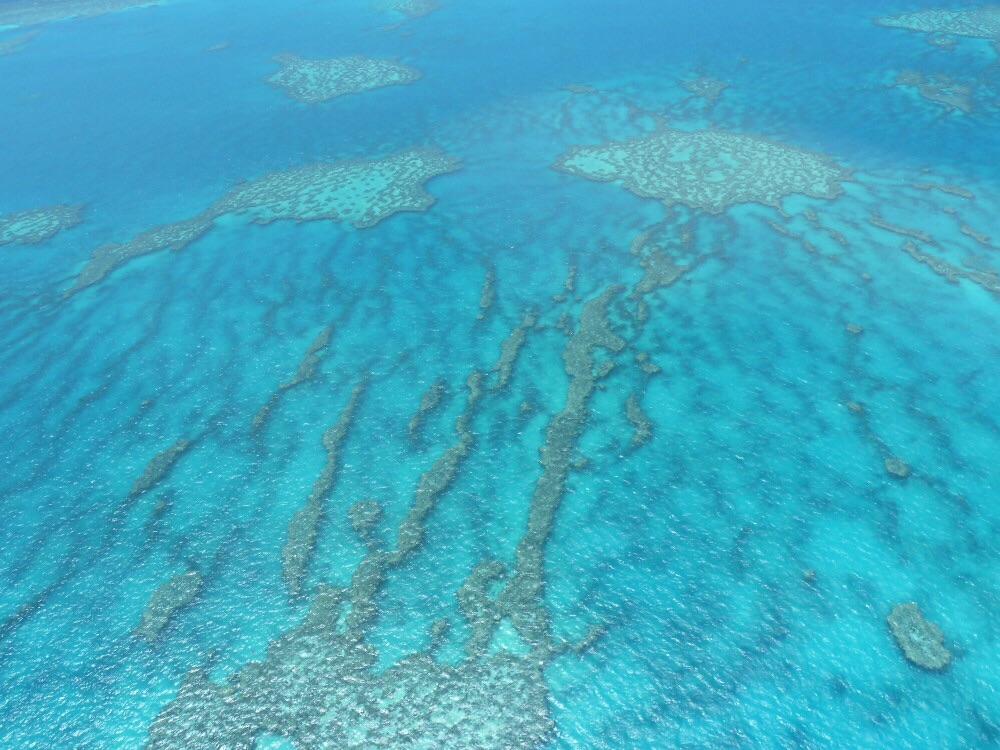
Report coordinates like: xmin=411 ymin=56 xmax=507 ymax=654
xmin=1 ymin=0 xmax=999 ymax=747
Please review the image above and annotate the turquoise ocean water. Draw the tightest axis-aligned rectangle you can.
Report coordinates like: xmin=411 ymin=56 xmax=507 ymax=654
xmin=1 ymin=0 xmax=999 ymax=747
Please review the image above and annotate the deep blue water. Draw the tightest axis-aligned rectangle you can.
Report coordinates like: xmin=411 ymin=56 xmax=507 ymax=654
xmin=1 ymin=0 xmax=999 ymax=747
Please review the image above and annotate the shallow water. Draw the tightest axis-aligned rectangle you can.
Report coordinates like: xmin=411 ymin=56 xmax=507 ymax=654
xmin=1 ymin=0 xmax=999 ymax=747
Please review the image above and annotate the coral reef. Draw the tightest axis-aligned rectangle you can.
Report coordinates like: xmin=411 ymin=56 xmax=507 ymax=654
xmin=563 ymin=264 xmax=577 ymax=293
xmin=0 ymin=28 xmax=40 ymax=55
xmin=902 ymin=240 xmax=1000 ymax=295
xmin=145 ymin=586 xmax=553 ymax=749
xmin=490 ymin=311 xmax=537 ymax=390
xmin=562 ymin=83 xmax=597 ymax=94
xmin=682 ymin=75 xmax=729 ymax=105
xmin=554 ymin=125 xmax=850 ymax=214
xmin=282 ymin=380 xmax=365 ymax=597
xmin=884 ymin=456 xmax=911 ymax=478
xmin=129 ymin=439 xmax=190 ymax=498
xmin=771 ymin=220 xmax=820 ymax=253
xmin=493 ymin=286 xmax=626 ymax=656
xmin=375 ymin=0 xmax=441 ymax=21
xmin=626 ymin=393 xmax=652 ymax=447
xmin=252 ymin=326 xmax=333 ymax=432
xmin=631 ymin=248 xmax=688 ymax=298
xmin=913 ymin=182 xmax=975 ymax=199
xmin=347 ymin=499 xmax=381 ymax=543
xmin=144 ymin=350 xmax=559 ymax=748
xmin=961 ymin=224 xmax=992 ymax=246
xmin=135 ymin=570 xmax=203 ymax=643
xmin=0 ymin=0 xmax=171 ymax=28
xmin=392 ymin=370 xmax=484 ymax=562
xmin=68 ymin=148 xmax=461 ymax=295
xmin=926 ymin=34 xmax=958 ymax=49
xmin=266 ymin=54 xmax=422 ymax=104
xmin=868 ymin=213 xmax=934 ymax=243
xmin=476 ymin=266 xmax=496 ymax=320
xmin=554 ymin=311 xmax=574 ymax=334
xmin=407 ymin=378 xmax=447 ymax=440
xmin=635 ymin=351 xmax=660 ymax=375
xmin=887 ymin=602 xmax=951 ymax=670
xmin=0 ymin=204 xmax=82 ymax=246
xmin=876 ymin=7 xmax=1000 ymax=40
xmin=891 ymin=70 xmax=974 ymax=114
xmin=142 ymin=261 xmax=698 ymax=748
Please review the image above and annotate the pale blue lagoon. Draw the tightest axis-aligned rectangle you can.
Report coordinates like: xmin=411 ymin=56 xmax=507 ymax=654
xmin=1 ymin=0 xmax=999 ymax=747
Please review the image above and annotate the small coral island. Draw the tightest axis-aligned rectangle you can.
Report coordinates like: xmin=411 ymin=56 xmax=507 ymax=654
xmin=266 ymin=53 xmax=422 ymax=103
xmin=887 ymin=602 xmax=952 ymax=671
xmin=0 ymin=204 xmax=83 ymax=246
xmin=553 ymin=125 xmax=851 ymax=214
